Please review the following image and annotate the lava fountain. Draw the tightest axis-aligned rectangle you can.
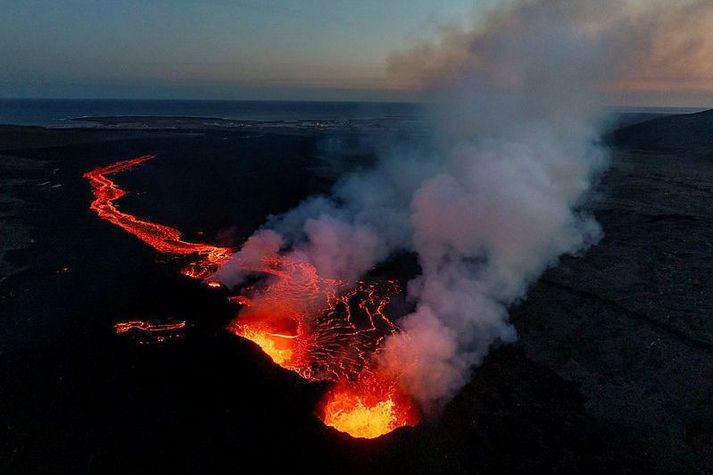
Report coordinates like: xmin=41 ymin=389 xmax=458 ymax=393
xmin=84 ymin=154 xmax=420 ymax=438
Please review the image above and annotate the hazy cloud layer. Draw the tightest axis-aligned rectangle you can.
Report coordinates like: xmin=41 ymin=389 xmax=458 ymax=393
xmin=388 ymin=0 xmax=713 ymax=101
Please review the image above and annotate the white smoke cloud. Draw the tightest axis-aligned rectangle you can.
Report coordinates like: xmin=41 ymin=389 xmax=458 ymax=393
xmin=211 ymin=229 xmax=284 ymax=287
xmin=215 ymin=0 xmax=710 ymax=410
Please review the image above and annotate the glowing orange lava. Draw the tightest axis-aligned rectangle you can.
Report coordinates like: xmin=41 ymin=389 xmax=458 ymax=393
xmin=228 ymin=257 xmax=400 ymax=381
xmin=227 ymin=257 xmax=419 ymax=437
xmin=84 ymin=155 xmax=420 ymax=438
xmin=83 ymin=154 xmax=232 ymax=279
xmin=320 ymin=373 xmax=419 ymax=439
xmin=231 ymin=323 xmax=297 ymax=365
xmin=114 ymin=320 xmax=187 ymax=334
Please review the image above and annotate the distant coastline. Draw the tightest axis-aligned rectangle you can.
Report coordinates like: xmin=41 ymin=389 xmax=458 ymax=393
xmin=0 ymin=98 xmax=708 ymax=128
xmin=0 ymin=99 xmax=419 ymax=128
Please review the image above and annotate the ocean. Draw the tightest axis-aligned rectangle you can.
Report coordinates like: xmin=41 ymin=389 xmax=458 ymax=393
xmin=0 ymin=99 xmax=418 ymax=127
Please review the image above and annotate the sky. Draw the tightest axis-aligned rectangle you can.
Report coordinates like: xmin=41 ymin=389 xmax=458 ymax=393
xmin=1 ymin=0 xmax=712 ymax=106
xmin=0 ymin=0 xmax=475 ymax=101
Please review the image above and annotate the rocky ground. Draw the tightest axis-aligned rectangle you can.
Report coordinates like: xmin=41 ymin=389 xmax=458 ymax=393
xmin=0 ymin=112 xmax=712 ymax=473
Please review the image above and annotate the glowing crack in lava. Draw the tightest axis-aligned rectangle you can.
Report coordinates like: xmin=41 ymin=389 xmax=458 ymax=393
xmin=227 ymin=255 xmax=420 ymax=438
xmin=84 ymin=155 xmax=419 ymax=438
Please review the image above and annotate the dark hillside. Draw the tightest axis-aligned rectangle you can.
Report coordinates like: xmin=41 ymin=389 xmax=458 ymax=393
xmin=612 ymin=108 xmax=713 ymax=158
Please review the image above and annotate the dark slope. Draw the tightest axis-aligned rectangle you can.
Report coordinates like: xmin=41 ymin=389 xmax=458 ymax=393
xmin=0 ymin=126 xmax=647 ymax=474
xmin=4 ymin=117 xmax=713 ymax=473
xmin=612 ymin=108 xmax=713 ymax=158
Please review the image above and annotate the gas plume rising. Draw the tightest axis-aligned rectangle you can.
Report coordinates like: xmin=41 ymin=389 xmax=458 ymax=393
xmin=214 ymin=0 xmax=685 ymax=413
xmin=388 ymin=0 xmax=713 ymax=104
xmin=85 ymin=0 xmax=713 ymax=438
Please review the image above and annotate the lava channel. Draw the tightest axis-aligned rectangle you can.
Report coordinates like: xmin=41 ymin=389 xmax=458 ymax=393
xmin=83 ymin=154 xmax=232 ymax=279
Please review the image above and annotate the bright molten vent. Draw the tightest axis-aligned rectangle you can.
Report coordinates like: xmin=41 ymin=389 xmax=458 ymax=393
xmin=320 ymin=373 xmax=419 ymax=439
xmin=84 ymin=154 xmax=419 ymax=439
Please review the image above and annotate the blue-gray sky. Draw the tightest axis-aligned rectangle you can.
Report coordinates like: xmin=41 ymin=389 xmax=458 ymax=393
xmin=0 ymin=0 xmax=475 ymax=101
xmin=2 ymin=0 xmax=712 ymax=105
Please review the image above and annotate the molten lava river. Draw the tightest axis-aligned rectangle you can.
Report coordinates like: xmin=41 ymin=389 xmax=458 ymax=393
xmin=84 ymin=154 xmax=420 ymax=439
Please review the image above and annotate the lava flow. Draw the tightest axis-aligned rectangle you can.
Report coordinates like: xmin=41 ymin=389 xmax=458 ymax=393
xmin=114 ymin=320 xmax=187 ymax=345
xmin=226 ymin=256 xmax=420 ymax=438
xmin=114 ymin=320 xmax=187 ymax=334
xmin=84 ymin=154 xmax=419 ymax=438
xmin=83 ymin=154 xmax=232 ymax=279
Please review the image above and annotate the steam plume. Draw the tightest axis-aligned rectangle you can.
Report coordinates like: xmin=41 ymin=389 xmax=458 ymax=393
xmin=214 ymin=0 xmax=712 ymax=410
